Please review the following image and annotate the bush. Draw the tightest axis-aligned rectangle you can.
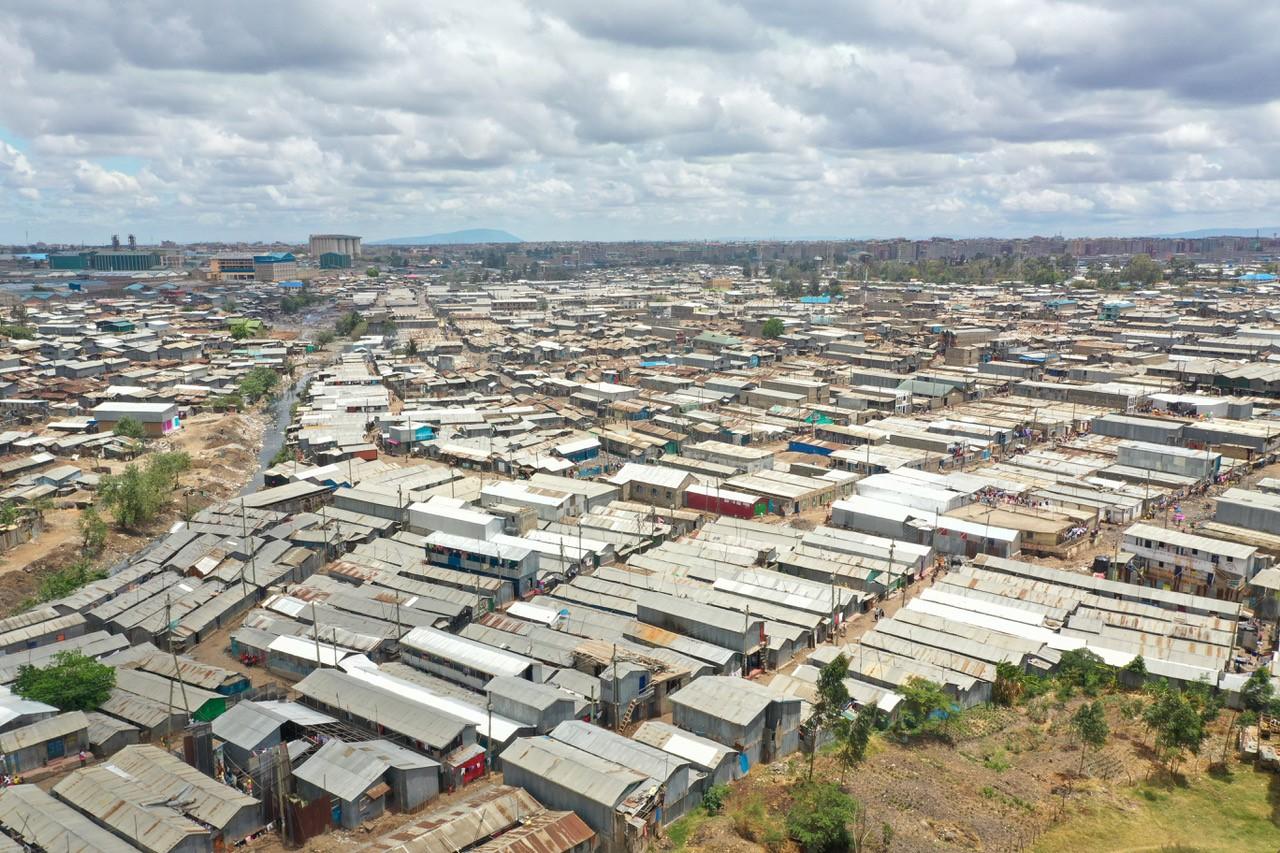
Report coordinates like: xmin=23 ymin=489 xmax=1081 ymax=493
xmin=79 ymin=507 xmax=108 ymax=557
xmin=112 ymin=417 xmax=145 ymax=440
xmin=786 ymin=782 xmax=857 ymax=853
xmin=13 ymin=651 xmax=115 ymax=711
xmin=702 ymin=784 xmax=729 ymax=815
xmin=98 ymin=451 xmax=192 ymax=530
xmin=35 ymin=558 xmax=105 ymax=603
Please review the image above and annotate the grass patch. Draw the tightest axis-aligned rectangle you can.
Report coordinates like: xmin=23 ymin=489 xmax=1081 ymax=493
xmin=665 ymin=808 xmax=707 ymax=850
xmin=1036 ymin=766 xmax=1278 ymax=852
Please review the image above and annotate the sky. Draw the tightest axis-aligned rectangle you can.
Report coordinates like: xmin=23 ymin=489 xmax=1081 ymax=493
xmin=1 ymin=0 xmax=1279 ymax=245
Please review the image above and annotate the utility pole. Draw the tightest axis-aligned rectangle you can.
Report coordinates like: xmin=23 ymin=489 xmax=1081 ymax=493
xmin=830 ymin=571 xmax=837 ymax=644
xmin=311 ymin=602 xmax=322 ymax=669
xmin=611 ymin=644 xmax=620 ymax=730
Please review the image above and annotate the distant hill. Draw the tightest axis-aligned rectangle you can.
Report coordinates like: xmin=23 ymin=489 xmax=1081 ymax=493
xmin=371 ymin=229 xmax=523 ymax=245
xmin=1153 ymin=227 xmax=1280 ymax=238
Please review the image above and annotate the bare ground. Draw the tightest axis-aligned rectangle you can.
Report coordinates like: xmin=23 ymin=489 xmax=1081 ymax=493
xmin=0 ymin=409 xmax=268 ymax=612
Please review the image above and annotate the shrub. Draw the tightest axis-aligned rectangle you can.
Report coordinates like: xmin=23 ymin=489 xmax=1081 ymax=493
xmin=786 ymin=782 xmax=857 ymax=853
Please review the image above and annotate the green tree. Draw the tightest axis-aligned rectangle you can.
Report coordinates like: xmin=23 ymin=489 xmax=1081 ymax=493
xmin=1057 ymin=648 xmax=1113 ymax=697
xmin=808 ymin=653 xmax=850 ymax=780
xmin=13 ymin=651 xmax=115 ymax=711
xmin=0 ymin=324 xmax=35 ymax=339
xmin=335 ymin=310 xmax=363 ymax=336
xmin=786 ymin=782 xmax=857 ymax=853
xmin=993 ymin=661 xmax=1024 ymax=706
xmin=79 ymin=506 xmax=108 ymax=557
xmin=834 ymin=703 xmax=877 ymax=784
xmin=761 ymin=317 xmax=785 ymax=339
xmin=1121 ymin=654 xmax=1148 ymax=688
xmin=1071 ymin=700 xmax=1109 ymax=776
xmin=315 ymin=330 xmax=336 ymax=346
xmin=1123 ymin=253 xmax=1163 ymax=286
xmin=238 ymin=366 xmax=280 ymax=403
xmin=230 ymin=323 xmax=251 ymax=340
xmin=1241 ymin=667 xmax=1274 ymax=714
xmin=897 ymin=677 xmax=948 ymax=733
xmin=112 ymin=416 xmax=145 ymax=440
xmin=366 ymin=266 xmax=380 ymax=277
xmin=405 ymin=337 xmax=419 ymax=357
xmin=98 ymin=451 xmax=192 ymax=530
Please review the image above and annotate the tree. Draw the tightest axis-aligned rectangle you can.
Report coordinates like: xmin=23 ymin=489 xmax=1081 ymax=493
xmin=1241 ymin=668 xmax=1274 ymax=714
xmin=1124 ymin=253 xmax=1163 ymax=286
xmin=366 ymin=266 xmax=380 ymax=278
xmin=230 ymin=323 xmax=251 ymax=340
xmin=1071 ymin=701 xmax=1109 ymax=776
xmin=14 ymin=651 xmax=115 ymax=711
xmin=315 ymin=330 xmax=336 ymax=346
xmin=238 ymin=366 xmax=280 ymax=403
xmin=405 ymin=337 xmax=419 ymax=357
xmin=993 ymin=661 xmax=1025 ymax=706
xmin=761 ymin=317 xmax=785 ymax=339
xmin=79 ymin=506 xmax=108 ymax=557
xmin=112 ymin=417 xmax=145 ymax=440
xmin=834 ymin=704 xmax=877 ymax=783
xmin=786 ymin=782 xmax=857 ymax=853
xmin=897 ymin=677 xmax=948 ymax=734
xmin=1121 ymin=654 xmax=1148 ymax=688
xmin=98 ymin=451 xmax=192 ymax=530
xmin=335 ymin=310 xmax=363 ymax=336
xmin=808 ymin=653 xmax=850 ymax=779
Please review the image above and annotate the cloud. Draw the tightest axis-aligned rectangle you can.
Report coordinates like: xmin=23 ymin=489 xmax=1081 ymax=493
xmin=0 ymin=0 xmax=1277 ymax=241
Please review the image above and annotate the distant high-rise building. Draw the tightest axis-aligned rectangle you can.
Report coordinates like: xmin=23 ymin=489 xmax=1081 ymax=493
xmin=309 ymin=234 xmax=362 ymax=258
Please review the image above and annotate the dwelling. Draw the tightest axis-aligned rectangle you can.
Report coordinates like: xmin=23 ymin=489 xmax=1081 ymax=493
xmin=632 ymin=719 xmax=745 ymax=788
xmin=211 ymin=699 xmax=337 ymax=768
xmin=500 ymin=736 xmax=658 ymax=853
xmin=1122 ymin=522 xmax=1272 ymax=600
xmin=486 ymin=676 xmax=583 ymax=734
xmin=0 ymin=784 xmax=139 ymax=853
xmin=292 ymin=738 xmax=440 ymax=830
xmin=0 ymin=711 xmax=89 ymax=773
xmin=359 ymin=783 xmax=593 ymax=853
xmin=668 ymin=676 xmax=802 ymax=768
xmin=424 ymin=531 xmax=541 ymax=599
xmin=53 ymin=744 xmax=260 ymax=849
xmin=399 ymin=626 xmax=537 ymax=690
xmin=90 ymin=401 xmax=180 ymax=436
xmin=548 ymin=719 xmax=706 ymax=823
xmin=608 ymin=463 xmax=697 ymax=508
xmin=684 ymin=482 xmax=770 ymax=519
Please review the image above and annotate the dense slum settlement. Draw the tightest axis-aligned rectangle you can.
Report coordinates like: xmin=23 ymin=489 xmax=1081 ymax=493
xmin=1 ymin=255 xmax=1280 ymax=852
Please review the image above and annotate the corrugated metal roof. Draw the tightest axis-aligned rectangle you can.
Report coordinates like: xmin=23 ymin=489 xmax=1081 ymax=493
xmin=469 ymin=809 xmax=596 ymax=853
xmin=0 ymin=784 xmax=138 ymax=853
xmin=358 ymin=783 xmax=544 ymax=853
xmin=401 ymin=627 xmax=533 ymax=678
xmin=0 ymin=710 xmax=86 ymax=753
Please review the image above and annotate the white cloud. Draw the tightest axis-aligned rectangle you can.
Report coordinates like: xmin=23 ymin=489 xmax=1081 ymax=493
xmin=0 ymin=0 xmax=1276 ymax=241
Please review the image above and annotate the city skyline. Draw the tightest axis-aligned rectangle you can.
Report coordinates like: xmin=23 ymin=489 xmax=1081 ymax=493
xmin=2 ymin=1 xmax=1278 ymax=243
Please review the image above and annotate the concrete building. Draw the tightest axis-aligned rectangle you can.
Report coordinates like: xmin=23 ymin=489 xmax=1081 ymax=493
xmin=91 ymin=401 xmax=180 ymax=436
xmin=1122 ymin=522 xmax=1271 ymax=600
xmin=309 ymin=234 xmax=363 ymax=258
xmin=253 ymin=252 xmax=297 ymax=282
